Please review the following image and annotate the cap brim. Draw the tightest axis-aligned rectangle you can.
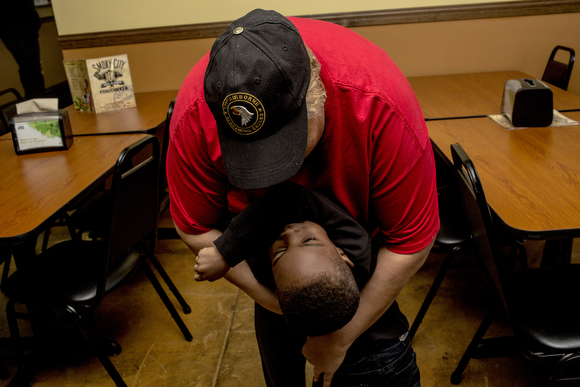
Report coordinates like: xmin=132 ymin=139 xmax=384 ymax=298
xmin=218 ymin=101 xmax=308 ymax=190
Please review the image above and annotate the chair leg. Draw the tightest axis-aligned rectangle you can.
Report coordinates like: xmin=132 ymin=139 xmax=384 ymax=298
xmin=510 ymin=241 xmax=528 ymax=270
xmin=451 ymin=306 xmax=496 ymax=385
xmin=62 ymin=212 xmax=79 ymax=242
xmin=409 ymin=245 xmax=462 ymax=340
xmin=1 ymin=252 xmax=12 ymax=289
xmin=7 ymin=300 xmax=126 ymax=387
xmin=6 ymin=300 xmax=26 ymax=374
xmin=547 ymin=353 xmax=580 ymax=387
xmin=5 ymin=370 xmax=35 ymax=387
xmin=142 ymin=260 xmax=193 ymax=341
xmin=541 ymin=239 xmax=573 ymax=268
xmin=5 ymin=300 xmax=38 ymax=386
xmin=41 ymin=213 xmax=79 ymax=251
xmin=41 ymin=230 xmax=51 ymax=252
xmin=63 ymin=306 xmax=128 ymax=387
xmin=0 ymin=359 xmax=8 ymax=381
xmin=147 ymin=254 xmax=191 ymax=313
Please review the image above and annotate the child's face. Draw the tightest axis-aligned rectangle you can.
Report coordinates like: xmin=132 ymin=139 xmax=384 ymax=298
xmin=269 ymin=221 xmax=353 ymax=288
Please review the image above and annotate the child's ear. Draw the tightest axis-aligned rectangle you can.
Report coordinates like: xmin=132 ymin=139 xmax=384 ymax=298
xmin=336 ymin=248 xmax=354 ymax=268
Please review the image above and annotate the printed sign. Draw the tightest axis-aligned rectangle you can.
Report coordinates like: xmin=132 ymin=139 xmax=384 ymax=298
xmin=63 ymin=54 xmax=136 ymax=114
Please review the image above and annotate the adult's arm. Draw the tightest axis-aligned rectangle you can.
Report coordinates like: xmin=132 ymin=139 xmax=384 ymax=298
xmin=302 ymin=242 xmax=433 ymax=387
xmin=176 ymin=226 xmax=221 ymax=256
xmin=176 ymin=225 xmax=282 ymax=314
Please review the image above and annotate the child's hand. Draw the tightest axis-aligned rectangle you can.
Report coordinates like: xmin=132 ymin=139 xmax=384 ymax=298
xmin=194 ymin=246 xmax=231 ymax=282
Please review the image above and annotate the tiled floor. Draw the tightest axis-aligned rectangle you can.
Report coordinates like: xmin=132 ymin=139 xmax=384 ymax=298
xmin=0 ymin=216 xmax=577 ymax=387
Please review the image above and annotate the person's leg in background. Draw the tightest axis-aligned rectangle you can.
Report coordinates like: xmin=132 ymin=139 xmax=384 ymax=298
xmin=0 ymin=0 xmax=45 ymax=100
xmin=2 ymin=35 xmax=45 ymax=99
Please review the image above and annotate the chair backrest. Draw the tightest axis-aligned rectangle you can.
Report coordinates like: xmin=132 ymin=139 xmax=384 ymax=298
xmin=0 ymin=88 xmax=23 ymax=136
xmin=99 ymin=135 xmax=160 ymax=298
xmin=432 ymin=140 xmax=457 ymax=191
xmin=541 ymin=45 xmax=575 ymax=90
xmin=158 ymin=99 xmax=175 ymax=209
xmin=450 ymin=143 xmax=512 ymax=318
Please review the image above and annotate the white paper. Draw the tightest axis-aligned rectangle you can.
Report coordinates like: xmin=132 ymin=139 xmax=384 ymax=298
xmin=489 ymin=110 xmax=579 ymax=130
xmin=15 ymin=98 xmax=59 ymax=115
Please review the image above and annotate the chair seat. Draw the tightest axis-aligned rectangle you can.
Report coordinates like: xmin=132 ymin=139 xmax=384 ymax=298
xmin=4 ymin=240 xmax=142 ymax=304
xmin=434 ymin=186 xmax=472 ymax=249
xmin=510 ymin=265 xmax=580 ymax=353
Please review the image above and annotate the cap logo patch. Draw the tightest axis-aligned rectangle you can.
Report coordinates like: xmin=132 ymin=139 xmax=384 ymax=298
xmin=222 ymin=92 xmax=266 ymax=136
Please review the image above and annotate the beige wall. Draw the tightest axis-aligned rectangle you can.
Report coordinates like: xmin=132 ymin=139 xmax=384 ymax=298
xmin=51 ymin=0 xmax=498 ymax=35
xmin=354 ymin=13 xmax=580 ymax=93
xmin=63 ymin=38 xmax=215 ymax=94
xmin=62 ymin=12 xmax=580 ymax=96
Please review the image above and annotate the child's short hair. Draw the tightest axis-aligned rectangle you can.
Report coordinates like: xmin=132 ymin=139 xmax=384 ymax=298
xmin=276 ymin=256 xmax=360 ymax=336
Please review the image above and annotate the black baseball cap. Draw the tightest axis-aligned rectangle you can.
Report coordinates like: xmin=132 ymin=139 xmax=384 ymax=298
xmin=204 ymin=9 xmax=311 ymax=190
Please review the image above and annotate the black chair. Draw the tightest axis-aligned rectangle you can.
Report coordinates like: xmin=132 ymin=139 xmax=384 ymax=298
xmin=75 ymin=99 xmax=180 ymax=242
xmin=3 ymin=135 xmax=192 ymax=387
xmin=409 ymin=142 xmax=473 ymax=340
xmin=157 ymin=99 xmax=180 ymax=240
xmin=542 ymin=45 xmax=575 ymax=91
xmin=0 ymin=88 xmax=23 ymax=136
xmin=448 ymin=143 xmax=580 ymax=386
xmin=539 ymin=44 xmax=576 ymax=267
xmin=159 ymin=99 xmax=174 ymax=217
xmin=1 ymin=249 xmax=13 ymax=290
xmin=409 ymin=142 xmax=526 ymax=340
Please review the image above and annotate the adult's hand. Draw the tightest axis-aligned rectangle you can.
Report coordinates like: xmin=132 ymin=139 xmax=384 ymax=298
xmin=302 ymin=333 xmax=349 ymax=387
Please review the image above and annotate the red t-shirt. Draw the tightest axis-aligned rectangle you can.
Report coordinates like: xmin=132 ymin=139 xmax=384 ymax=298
xmin=167 ymin=16 xmax=439 ymax=254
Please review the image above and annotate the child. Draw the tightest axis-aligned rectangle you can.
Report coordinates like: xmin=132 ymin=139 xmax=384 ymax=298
xmin=194 ymin=181 xmax=376 ymax=336
xmin=194 ymin=182 xmax=416 ymax=386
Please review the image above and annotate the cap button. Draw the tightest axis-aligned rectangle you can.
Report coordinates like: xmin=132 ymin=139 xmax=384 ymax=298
xmin=233 ymin=27 xmax=244 ymax=35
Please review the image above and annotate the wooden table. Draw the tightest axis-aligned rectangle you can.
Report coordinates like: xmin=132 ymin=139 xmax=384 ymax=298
xmin=408 ymin=71 xmax=580 ymax=120
xmin=0 ymin=134 xmax=148 ymax=246
xmin=427 ymin=110 xmax=580 ymax=241
xmin=0 ymin=90 xmax=177 ymax=247
xmin=67 ymin=90 xmax=177 ymax=135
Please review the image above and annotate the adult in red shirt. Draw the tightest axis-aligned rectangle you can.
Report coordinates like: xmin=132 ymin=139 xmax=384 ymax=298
xmin=167 ymin=9 xmax=439 ymax=387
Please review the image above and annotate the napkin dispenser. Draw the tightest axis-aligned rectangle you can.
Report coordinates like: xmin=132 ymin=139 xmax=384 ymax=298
xmin=10 ymin=110 xmax=73 ymax=155
xmin=501 ymin=79 xmax=553 ymax=127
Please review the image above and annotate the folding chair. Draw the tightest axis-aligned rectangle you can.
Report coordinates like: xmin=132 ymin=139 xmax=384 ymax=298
xmin=542 ymin=45 xmax=575 ymax=91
